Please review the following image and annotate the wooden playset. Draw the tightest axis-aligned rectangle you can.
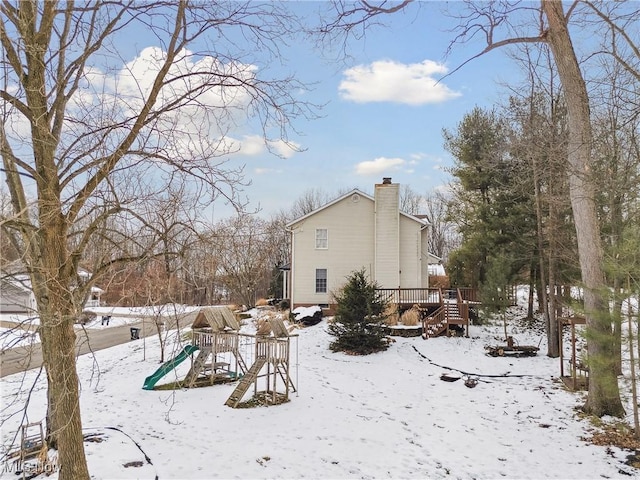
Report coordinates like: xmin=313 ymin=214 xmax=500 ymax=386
xmin=143 ymin=306 xmax=298 ymax=407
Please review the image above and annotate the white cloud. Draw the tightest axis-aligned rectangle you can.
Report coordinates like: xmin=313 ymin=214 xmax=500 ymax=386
xmin=339 ymin=59 xmax=461 ymax=105
xmin=68 ymin=48 xmax=275 ymax=160
xmin=238 ymin=135 xmax=265 ymax=156
xmin=355 ymin=157 xmax=406 ymax=176
xmin=233 ymin=135 xmax=300 ymax=159
xmin=269 ymin=139 xmax=300 ymax=159
xmin=254 ymin=167 xmax=285 ymax=175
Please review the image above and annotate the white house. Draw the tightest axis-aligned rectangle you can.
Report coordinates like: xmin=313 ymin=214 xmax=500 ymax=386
xmin=0 ymin=269 xmax=104 ymax=314
xmin=286 ymin=178 xmax=433 ymax=313
xmin=0 ymin=274 xmax=38 ymax=314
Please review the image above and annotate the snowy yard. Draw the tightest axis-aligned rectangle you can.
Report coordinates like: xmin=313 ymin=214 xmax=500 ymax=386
xmin=1 ymin=301 xmax=639 ymax=479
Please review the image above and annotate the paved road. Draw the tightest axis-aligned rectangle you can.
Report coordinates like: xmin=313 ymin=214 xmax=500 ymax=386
xmin=0 ymin=312 xmax=197 ymax=378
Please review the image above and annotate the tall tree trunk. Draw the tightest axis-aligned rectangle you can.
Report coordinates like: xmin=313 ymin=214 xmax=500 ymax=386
xmin=527 ymin=263 xmax=536 ymax=320
xmin=40 ymin=310 xmax=89 ymax=479
xmin=612 ymin=280 xmax=623 ymax=375
xmin=547 ymin=253 xmax=559 ymax=357
xmin=542 ymin=0 xmax=624 ymax=417
xmin=546 ymin=188 xmax=560 ymax=358
xmin=33 ymin=218 xmax=90 ymax=480
xmin=531 ymin=150 xmax=552 ymax=351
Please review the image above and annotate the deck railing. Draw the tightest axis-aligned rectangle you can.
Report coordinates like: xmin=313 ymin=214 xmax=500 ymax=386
xmin=456 ymin=287 xmax=479 ymax=304
xmin=422 ymin=305 xmax=447 ymax=339
xmin=375 ymin=287 xmax=479 ymax=339
xmin=376 ymin=288 xmax=442 ymax=305
xmin=375 ymin=287 xmax=481 ymax=306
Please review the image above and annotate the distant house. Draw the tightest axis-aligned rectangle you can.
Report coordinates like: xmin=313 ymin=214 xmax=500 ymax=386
xmin=0 ymin=274 xmax=38 ymax=314
xmin=0 ymin=268 xmax=104 ymax=314
xmin=286 ymin=178 xmax=436 ymax=313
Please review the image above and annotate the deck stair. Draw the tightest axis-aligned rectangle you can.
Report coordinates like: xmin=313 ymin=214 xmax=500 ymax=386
xmin=422 ymin=300 xmax=469 ymax=339
xmin=422 ymin=305 xmax=447 ymax=338
xmin=444 ymin=301 xmax=464 ymax=324
xmin=224 ymin=357 xmax=267 ymax=408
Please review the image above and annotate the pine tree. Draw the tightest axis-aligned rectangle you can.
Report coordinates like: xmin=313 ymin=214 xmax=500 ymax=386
xmin=328 ymin=269 xmax=389 ymax=355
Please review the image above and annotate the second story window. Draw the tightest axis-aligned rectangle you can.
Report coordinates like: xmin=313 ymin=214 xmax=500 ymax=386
xmin=315 ymin=228 xmax=328 ymax=249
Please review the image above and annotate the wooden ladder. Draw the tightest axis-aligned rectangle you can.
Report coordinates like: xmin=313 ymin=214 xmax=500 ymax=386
xmin=225 ymin=357 xmax=267 ymax=408
xmin=12 ymin=421 xmax=46 ymax=471
xmin=235 ymin=348 xmax=249 ymax=375
xmin=185 ymin=350 xmax=209 ymax=386
xmin=275 ymin=362 xmax=297 ymax=393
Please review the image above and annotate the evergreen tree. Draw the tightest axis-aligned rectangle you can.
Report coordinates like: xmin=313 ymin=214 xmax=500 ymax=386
xmin=444 ymin=107 xmax=535 ymax=288
xmin=479 ymin=253 xmax=515 ymax=314
xmin=328 ymin=269 xmax=389 ymax=355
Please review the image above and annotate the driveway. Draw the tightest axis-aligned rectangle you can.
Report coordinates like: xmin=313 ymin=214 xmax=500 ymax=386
xmin=0 ymin=311 xmax=197 ymax=378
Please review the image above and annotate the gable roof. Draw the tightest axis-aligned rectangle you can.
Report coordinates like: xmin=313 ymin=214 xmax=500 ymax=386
xmin=286 ymin=188 xmax=430 ymax=228
xmin=191 ymin=306 xmax=240 ymax=331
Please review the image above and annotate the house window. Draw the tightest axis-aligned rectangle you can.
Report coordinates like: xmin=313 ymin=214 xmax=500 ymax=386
xmin=315 ymin=228 xmax=328 ymax=249
xmin=315 ymin=268 xmax=327 ymax=293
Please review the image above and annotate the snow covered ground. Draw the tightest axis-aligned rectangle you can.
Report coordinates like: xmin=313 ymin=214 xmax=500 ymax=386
xmin=1 ymin=301 xmax=638 ymax=479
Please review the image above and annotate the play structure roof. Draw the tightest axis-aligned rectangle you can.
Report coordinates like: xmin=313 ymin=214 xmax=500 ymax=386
xmin=267 ymin=317 xmax=290 ymax=338
xmin=191 ymin=307 xmax=240 ymax=332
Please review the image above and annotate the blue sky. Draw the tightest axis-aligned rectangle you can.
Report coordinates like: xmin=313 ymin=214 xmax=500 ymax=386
xmin=218 ymin=1 xmax=517 ymax=219
xmin=7 ymin=2 xmax=520 ymax=222
xmin=4 ymin=2 xmax=520 ymax=222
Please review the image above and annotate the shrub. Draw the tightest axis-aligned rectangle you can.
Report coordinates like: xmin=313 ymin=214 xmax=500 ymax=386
xmin=327 ymin=268 xmax=389 ymax=355
xmin=78 ymin=311 xmax=96 ymax=325
xmin=279 ymin=298 xmax=290 ymax=310
xmin=383 ymin=304 xmax=399 ymax=326
xmin=400 ymin=306 xmax=421 ymax=326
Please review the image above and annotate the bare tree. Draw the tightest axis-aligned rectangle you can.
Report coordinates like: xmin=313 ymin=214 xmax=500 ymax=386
xmin=320 ymin=0 xmax=638 ymax=417
xmin=288 ymin=187 xmax=333 ymax=219
xmin=588 ymin=28 xmax=640 ymax=374
xmin=209 ymin=215 xmax=273 ymax=307
xmin=0 ymin=2 xmax=313 ymax=478
xmin=398 ymin=185 xmax=423 ymax=215
xmin=422 ymin=191 xmax=459 ymax=262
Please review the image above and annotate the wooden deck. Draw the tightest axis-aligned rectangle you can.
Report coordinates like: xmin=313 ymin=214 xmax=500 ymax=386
xmin=375 ymin=287 xmax=479 ymax=307
xmin=375 ymin=287 xmax=480 ymax=339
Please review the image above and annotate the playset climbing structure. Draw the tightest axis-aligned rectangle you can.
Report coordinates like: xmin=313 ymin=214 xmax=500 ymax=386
xmin=225 ymin=317 xmax=297 ymax=407
xmin=141 ymin=306 xmax=298 ymax=408
xmin=184 ymin=307 xmax=248 ymax=386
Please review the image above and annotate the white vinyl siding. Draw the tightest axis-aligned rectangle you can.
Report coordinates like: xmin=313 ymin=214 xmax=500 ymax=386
xmin=398 ymin=214 xmax=422 ymax=287
xmin=374 ymin=182 xmax=400 ymax=288
xmin=287 ymin=184 xmax=428 ymax=309
xmin=289 ymin=195 xmax=374 ymax=306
